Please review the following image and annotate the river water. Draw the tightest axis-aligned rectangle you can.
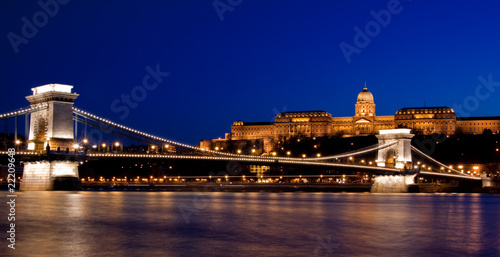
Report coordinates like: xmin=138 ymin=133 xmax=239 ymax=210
xmin=2 ymin=191 xmax=500 ymax=257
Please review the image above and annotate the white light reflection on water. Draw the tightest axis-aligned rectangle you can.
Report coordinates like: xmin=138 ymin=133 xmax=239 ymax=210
xmin=2 ymin=192 xmax=500 ymax=257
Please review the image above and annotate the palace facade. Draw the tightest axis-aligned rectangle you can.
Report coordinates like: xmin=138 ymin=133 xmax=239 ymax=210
xmin=201 ymin=87 xmax=500 ymax=153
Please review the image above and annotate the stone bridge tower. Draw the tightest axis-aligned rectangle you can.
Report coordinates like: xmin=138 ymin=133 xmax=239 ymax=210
xmin=26 ymin=84 xmax=79 ymax=152
xmin=22 ymin=84 xmax=81 ymax=191
xmin=375 ymin=129 xmax=414 ymax=169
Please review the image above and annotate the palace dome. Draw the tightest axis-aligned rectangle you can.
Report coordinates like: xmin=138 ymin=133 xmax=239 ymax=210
xmin=357 ymin=87 xmax=374 ymax=103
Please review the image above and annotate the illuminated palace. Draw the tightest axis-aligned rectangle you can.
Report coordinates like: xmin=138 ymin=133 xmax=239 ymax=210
xmin=201 ymin=86 xmax=500 ymax=153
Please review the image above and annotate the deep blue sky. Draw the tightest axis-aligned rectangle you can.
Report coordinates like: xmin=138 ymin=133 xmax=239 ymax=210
xmin=2 ymin=0 xmax=500 ymax=145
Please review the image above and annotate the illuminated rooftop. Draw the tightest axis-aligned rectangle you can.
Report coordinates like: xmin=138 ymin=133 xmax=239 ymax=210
xmin=32 ymin=84 xmax=74 ymax=95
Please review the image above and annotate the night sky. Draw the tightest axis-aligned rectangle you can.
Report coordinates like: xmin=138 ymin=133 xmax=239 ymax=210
xmin=2 ymin=0 xmax=500 ymax=145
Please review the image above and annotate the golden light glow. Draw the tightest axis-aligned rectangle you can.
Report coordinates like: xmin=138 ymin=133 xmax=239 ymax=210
xmin=83 ymin=139 xmax=88 ymax=144
xmin=413 ymin=114 xmax=435 ymax=119
xmin=292 ymin=118 xmax=310 ymax=122
xmin=237 ymin=149 xmax=242 ymax=154
xmin=115 ymin=142 xmax=120 ymax=147
xmin=102 ymin=143 xmax=106 ymax=147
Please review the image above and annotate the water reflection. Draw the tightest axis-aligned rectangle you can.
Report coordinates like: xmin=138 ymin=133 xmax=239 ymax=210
xmin=3 ymin=192 xmax=499 ymax=256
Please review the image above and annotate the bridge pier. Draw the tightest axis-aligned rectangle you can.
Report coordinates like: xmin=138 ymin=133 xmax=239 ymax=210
xmin=371 ymin=174 xmax=419 ymax=193
xmin=21 ymin=160 xmax=81 ymax=190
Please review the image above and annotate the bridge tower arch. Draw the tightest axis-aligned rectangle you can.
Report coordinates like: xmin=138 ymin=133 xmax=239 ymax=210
xmin=376 ymin=129 xmax=414 ymax=169
xmin=25 ymin=84 xmax=79 ymax=152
